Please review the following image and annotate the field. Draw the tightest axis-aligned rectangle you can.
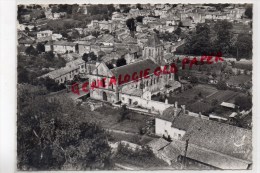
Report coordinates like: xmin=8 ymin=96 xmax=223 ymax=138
xmin=81 ymin=100 xmax=153 ymax=134
xmin=226 ymin=75 xmax=251 ymax=86
xmin=204 ymin=90 xmax=238 ymax=104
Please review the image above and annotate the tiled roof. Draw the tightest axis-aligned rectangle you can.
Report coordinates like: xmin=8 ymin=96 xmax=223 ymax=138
xmin=171 ymin=112 xmax=196 ymax=130
xmin=147 ymin=138 xmax=170 ymax=151
xmin=121 ymin=87 xmax=143 ymax=97
xmin=158 ymin=106 xmax=182 ymax=122
xmin=110 ymin=59 xmax=159 ymax=79
xmin=182 ymin=118 xmax=252 ymax=162
xmin=158 ymin=140 xmax=185 ymax=160
xmin=47 ymin=40 xmax=77 ymax=46
xmin=96 ymin=34 xmax=114 ymax=43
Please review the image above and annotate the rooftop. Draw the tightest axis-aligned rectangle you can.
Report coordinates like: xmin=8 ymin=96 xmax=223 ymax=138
xmin=110 ymin=59 xmax=159 ymax=79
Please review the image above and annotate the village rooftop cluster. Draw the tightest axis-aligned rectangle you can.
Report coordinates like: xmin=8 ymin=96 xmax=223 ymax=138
xmin=17 ymin=3 xmax=252 ymax=170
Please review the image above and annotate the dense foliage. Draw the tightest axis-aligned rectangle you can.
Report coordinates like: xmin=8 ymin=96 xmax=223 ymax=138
xmin=17 ymin=84 xmax=114 ymax=170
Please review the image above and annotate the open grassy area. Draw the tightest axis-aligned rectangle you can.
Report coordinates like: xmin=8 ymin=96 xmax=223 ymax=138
xmin=81 ymin=101 xmax=153 ymax=135
xmin=204 ymin=90 xmax=238 ymax=104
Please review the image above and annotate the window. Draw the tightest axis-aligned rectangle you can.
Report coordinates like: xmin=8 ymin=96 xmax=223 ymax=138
xmin=149 ymin=49 xmax=151 ymax=56
xmin=146 ymin=81 xmax=149 ymax=86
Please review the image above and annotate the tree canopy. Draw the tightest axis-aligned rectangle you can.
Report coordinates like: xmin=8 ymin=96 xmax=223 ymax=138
xmin=17 ymin=84 xmax=114 ymax=170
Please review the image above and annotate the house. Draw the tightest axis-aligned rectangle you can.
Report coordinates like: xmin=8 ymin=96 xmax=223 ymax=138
xmin=112 ymin=12 xmax=127 ymax=22
xmin=45 ymin=41 xmax=78 ymax=54
xmin=129 ymin=8 xmax=140 ymax=17
xmin=40 ymin=58 xmax=94 ymax=84
xmin=220 ymin=102 xmax=236 ymax=109
xmin=21 ymin=14 xmax=31 ymax=22
xmin=37 ymin=30 xmax=53 ymax=39
xmin=17 ymin=23 xmax=35 ymax=31
xmin=153 ymin=112 xmax=252 ymax=169
xmin=148 ymin=21 xmax=163 ymax=32
xmin=136 ymin=23 xmax=149 ymax=32
xmin=161 ymin=26 xmax=177 ymax=33
xmin=18 ymin=37 xmax=35 ymax=47
xmin=53 ymin=12 xmax=67 ymax=19
xmin=77 ymin=41 xmax=91 ymax=55
xmin=143 ymin=17 xmax=157 ymax=25
xmin=96 ymin=34 xmax=115 ymax=46
xmin=166 ymin=18 xmax=177 ymax=26
xmin=40 ymin=58 xmax=84 ymax=84
xmin=51 ymin=33 xmax=62 ymax=40
xmin=90 ymin=20 xmax=115 ymax=32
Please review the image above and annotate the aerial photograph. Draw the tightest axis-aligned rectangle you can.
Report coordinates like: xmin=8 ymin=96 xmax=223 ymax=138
xmin=17 ymin=3 xmax=252 ymax=170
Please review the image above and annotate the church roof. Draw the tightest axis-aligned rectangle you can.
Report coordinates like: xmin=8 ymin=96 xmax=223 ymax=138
xmin=110 ymin=59 xmax=159 ymax=79
xmin=145 ymin=34 xmax=162 ymax=47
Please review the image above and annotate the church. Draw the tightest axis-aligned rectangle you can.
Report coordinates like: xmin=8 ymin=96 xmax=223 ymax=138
xmin=87 ymin=34 xmax=181 ymax=107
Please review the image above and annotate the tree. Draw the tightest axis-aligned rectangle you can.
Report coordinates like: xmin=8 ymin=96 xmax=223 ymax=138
xmin=235 ymin=96 xmax=252 ymax=111
xmin=216 ymin=80 xmax=227 ymax=90
xmin=116 ymin=58 xmax=127 ymax=67
xmin=25 ymin=45 xmax=38 ymax=56
xmin=211 ymin=99 xmax=218 ymax=106
xmin=25 ymin=27 xmax=30 ymax=32
xmin=119 ymin=105 xmax=129 ymax=121
xmin=44 ymin=51 xmax=55 ymax=61
xmin=35 ymin=77 xmax=65 ymax=92
xmin=184 ymin=23 xmax=212 ymax=55
xmin=136 ymin=4 xmax=143 ymax=10
xmin=89 ymin=52 xmax=98 ymax=61
xmin=18 ymin=66 xmax=30 ymax=83
xmin=214 ymin=20 xmax=233 ymax=55
xmin=190 ymin=76 xmax=198 ymax=84
xmin=234 ymin=34 xmax=252 ymax=59
xmin=174 ymin=27 xmax=182 ymax=36
xmin=126 ymin=18 xmax=136 ymax=31
xmin=106 ymin=63 xmax=114 ymax=69
xmin=17 ymin=84 xmax=113 ymax=170
xmin=82 ymin=53 xmax=89 ymax=62
xmin=119 ymin=4 xmax=130 ymax=13
xmin=245 ymin=5 xmax=252 ymax=19
xmin=136 ymin=16 xmax=144 ymax=23
xmin=36 ymin=43 xmax=45 ymax=53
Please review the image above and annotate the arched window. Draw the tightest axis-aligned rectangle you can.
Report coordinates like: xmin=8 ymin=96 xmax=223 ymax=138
xmin=149 ymin=49 xmax=151 ymax=56
xmin=146 ymin=80 xmax=149 ymax=86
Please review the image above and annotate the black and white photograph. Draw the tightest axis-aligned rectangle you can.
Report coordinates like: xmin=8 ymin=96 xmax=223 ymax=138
xmin=14 ymin=2 xmax=253 ymax=171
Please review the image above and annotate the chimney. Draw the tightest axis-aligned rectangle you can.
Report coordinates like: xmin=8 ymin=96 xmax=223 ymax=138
xmin=181 ymin=105 xmax=186 ymax=114
xmin=175 ymin=101 xmax=178 ymax=108
xmin=199 ymin=112 xmax=202 ymax=118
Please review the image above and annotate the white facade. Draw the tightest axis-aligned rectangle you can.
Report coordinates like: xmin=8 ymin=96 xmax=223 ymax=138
xmin=37 ymin=30 xmax=53 ymax=38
